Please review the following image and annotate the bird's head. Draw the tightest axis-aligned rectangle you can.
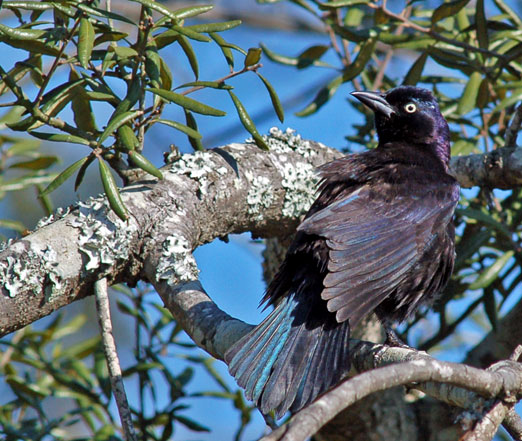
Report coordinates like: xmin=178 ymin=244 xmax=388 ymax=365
xmin=351 ymin=86 xmax=451 ymax=163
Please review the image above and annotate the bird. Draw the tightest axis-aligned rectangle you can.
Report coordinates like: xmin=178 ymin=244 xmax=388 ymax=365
xmin=225 ymin=86 xmax=460 ymax=419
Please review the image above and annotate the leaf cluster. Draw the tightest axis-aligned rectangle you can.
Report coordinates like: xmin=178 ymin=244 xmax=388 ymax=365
xmin=0 ymin=285 xmax=254 ymax=440
xmin=0 ymin=0 xmax=283 ymax=221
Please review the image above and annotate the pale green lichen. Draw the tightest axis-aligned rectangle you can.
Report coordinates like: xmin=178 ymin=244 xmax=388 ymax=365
xmin=69 ymin=196 xmax=137 ymax=272
xmin=245 ymin=171 xmax=275 ymax=219
xmin=157 ymin=235 xmax=199 ymax=285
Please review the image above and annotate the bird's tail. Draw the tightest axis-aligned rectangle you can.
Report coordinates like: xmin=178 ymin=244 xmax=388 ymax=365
xmin=225 ymin=292 xmax=351 ymax=419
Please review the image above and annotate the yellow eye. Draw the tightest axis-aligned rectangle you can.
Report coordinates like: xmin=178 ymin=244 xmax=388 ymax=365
xmin=404 ymin=103 xmax=417 ymax=113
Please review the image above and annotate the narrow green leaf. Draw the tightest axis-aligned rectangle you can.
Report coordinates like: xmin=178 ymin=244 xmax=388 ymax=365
xmin=148 ymin=88 xmax=226 ymax=116
xmin=128 ymin=151 xmax=163 ymax=179
xmin=209 ymin=32 xmax=235 ymax=68
xmin=117 ymin=125 xmax=138 ymax=151
xmin=492 ymin=88 xmax=522 ymax=114
xmin=457 ymin=71 xmax=482 ymax=115
xmin=483 ymin=288 xmax=498 ymax=331
xmin=342 ymin=36 xmax=377 ymax=82
xmin=318 ymin=0 xmax=369 ymax=8
xmin=296 ymin=44 xmax=329 ymax=69
xmin=476 ymin=78 xmax=490 ymax=109
xmin=40 ymin=156 xmax=89 ymax=196
xmin=261 ymin=43 xmax=329 ymax=68
xmin=171 ymin=25 xmax=211 ymax=42
xmin=130 ymin=0 xmax=183 ymax=21
xmin=177 ymin=35 xmax=199 ymax=79
xmin=184 ymin=110 xmax=204 ymax=151
xmin=176 ymin=81 xmax=232 ymax=90
xmin=476 ymin=0 xmax=489 ymax=50
xmin=228 ymin=90 xmax=269 ymax=150
xmin=145 ymin=43 xmax=161 ymax=88
xmin=0 ymin=35 xmax=60 ymax=56
xmin=431 ymin=0 xmax=470 ymax=25
xmin=171 ymin=4 xmax=214 ymax=20
xmin=76 ymin=3 xmax=136 ymax=25
xmin=0 ymin=22 xmax=46 ymax=40
xmin=186 ymin=20 xmax=241 ymax=33
xmin=456 ymin=207 xmax=512 ymax=238
xmin=29 ymin=131 xmax=90 ymax=145
xmin=109 ymin=45 xmax=138 ymax=60
xmin=256 ymin=73 xmax=284 ymax=122
xmin=296 ymin=75 xmax=343 ymax=117
xmin=244 ymin=47 xmax=262 ymax=68
xmin=469 ymin=251 xmax=514 ymax=290
xmin=159 ymin=56 xmax=173 ymax=91
xmin=10 ymin=156 xmax=58 ymax=170
xmin=174 ymin=415 xmax=210 ymax=432
xmin=154 ymin=118 xmax=202 ymax=139
xmin=403 ymin=52 xmax=428 ymax=85
xmin=99 ymin=110 xmax=141 ymax=144
xmin=99 ymin=159 xmax=128 ymax=221
xmin=75 ymin=155 xmax=95 ymax=191
xmin=78 ymin=18 xmax=94 ymax=69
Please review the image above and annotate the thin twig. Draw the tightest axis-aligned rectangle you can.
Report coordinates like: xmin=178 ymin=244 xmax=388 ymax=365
xmin=505 ymin=103 xmax=522 ymax=148
xmin=95 ymin=278 xmax=138 ymax=441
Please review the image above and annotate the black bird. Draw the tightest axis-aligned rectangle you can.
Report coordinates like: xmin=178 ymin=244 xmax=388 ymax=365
xmin=225 ymin=86 xmax=460 ymax=419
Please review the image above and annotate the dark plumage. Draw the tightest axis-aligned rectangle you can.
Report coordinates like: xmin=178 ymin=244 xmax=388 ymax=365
xmin=225 ymin=86 xmax=460 ymax=419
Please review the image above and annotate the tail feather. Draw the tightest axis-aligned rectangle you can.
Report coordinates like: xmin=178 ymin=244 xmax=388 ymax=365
xmin=225 ymin=291 xmax=351 ymax=419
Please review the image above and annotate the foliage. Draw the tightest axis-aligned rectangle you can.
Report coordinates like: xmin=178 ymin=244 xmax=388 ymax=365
xmin=0 ymin=0 xmax=283 ymax=223
xmin=0 ymin=285 xmax=255 ymax=440
xmin=1 ymin=0 xmax=522 ymax=439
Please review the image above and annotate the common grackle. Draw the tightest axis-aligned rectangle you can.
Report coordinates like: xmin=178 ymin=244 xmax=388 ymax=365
xmin=225 ymin=86 xmax=460 ymax=419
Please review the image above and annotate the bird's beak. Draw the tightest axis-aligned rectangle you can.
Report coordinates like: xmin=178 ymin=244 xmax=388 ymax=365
xmin=350 ymin=91 xmax=396 ymax=118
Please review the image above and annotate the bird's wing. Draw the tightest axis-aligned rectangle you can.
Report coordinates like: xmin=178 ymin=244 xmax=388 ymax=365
xmin=298 ymin=187 xmax=455 ymax=326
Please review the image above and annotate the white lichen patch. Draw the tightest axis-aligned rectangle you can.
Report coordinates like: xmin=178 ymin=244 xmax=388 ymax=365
xmin=169 ymin=151 xmax=219 ymax=195
xmin=264 ymin=127 xmax=320 ymax=159
xmin=0 ymin=244 xmax=63 ymax=298
xmin=35 ymin=206 xmax=73 ymax=230
xmin=245 ymin=171 xmax=275 ymax=219
xmin=156 ymin=235 xmax=199 ymax=285
xmin=280 ymin=161 xmax=319 ymax=218
xmin=69 ymin=196 xmax=137 ymax=272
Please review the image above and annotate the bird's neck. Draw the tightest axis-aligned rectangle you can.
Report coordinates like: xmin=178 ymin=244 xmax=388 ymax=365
xmin=379 ymin=139 xmax=451 ymax=170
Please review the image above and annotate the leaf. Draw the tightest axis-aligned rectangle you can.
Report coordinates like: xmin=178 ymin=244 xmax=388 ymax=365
xmin=29 ymin=131 xmax=91 ymax=146
xmin=431 ymin=0 xmax=470 ymax=25
xmin=469 ymin=251 xmax=514 ymax=290
xmin=457 ymin=71 xmax=482 ymax=115
xmin=296 ymin=75 xmax=343 ymax=117
xmin=99 ymin=110 xmax=141 ymax=144
xmin=98 ymin=159 xmax=128 ymax=221
xmin=261 ymin=43 xmax=329 ymax=67
xmin=0 ymin=22 xmax=47 ymax=40
xmin=171 ymin=4 xmax=214 ymax=20
xmin=342 ymin=36 xmax=377 ymax=82
xmin=174 ymin=415 xmax=210 ymax=432
xmin=176 ymin=81 xmax=232 ymax=90
xmin=128 ymin=151 xmax=163 ymax=179
xmin=76 ymin=3 xmax=136 ymax=26
xmin=256 ymin=73 xmax=284 ymax=122
xmin=228 ymin=90 xmax=269 ymax=150
xmin=148 ymin=88 xmax=226 ymax=116
xmin=403 ymin=52 xmax=428 ymax=85
xmin=78 ymin=18 xmax=94 ymax=69
xmin=296 ymin=44 xmax=329 ymax=69
xmin=186 ymin=20 xmax=241 ymax=33
xmin=244 ymin=47 xmax=262 ymax=68
xmin=318 ymin=0 xmax=370 ymax=8
xmin=159 ymin=56 xmax=173 ymax=91
xmin=40 ymin=156 xmax=89 ymax=196
xmin=10 ymin=156 xmax=58 ymax=170
xmin=184 ymin=110 xmax=204 ymax=151
xmin=117 ymin=125 xmax=138 ymax=151
xmin=483 ymin=288 xmax=498 ymax=331
xmin=170 ymin=25 xmax=211 ymax=43
xmin=476 ymin=77 xmax=490 ymax=109
xmin=456 ymin=207 xmax=512 ymax=238
xmin=475 ymin=0 xmax=489 ymax=50
xmin=75 ymin=155 xmax=95 ymax=191
xmin=145 ymin=43 xmax=161 ymax=88
xmin=177 ymin=35 xmax=199 ymax=79
xmin=154 ymin=118 xmax=202 ymax=139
